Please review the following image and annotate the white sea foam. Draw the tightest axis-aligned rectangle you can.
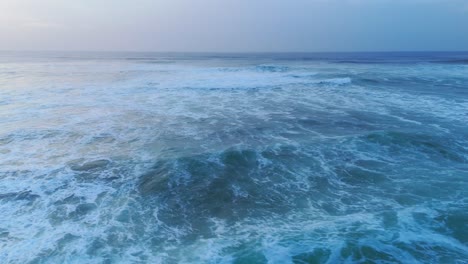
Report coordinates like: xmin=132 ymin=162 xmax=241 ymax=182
xmin=1 ymin=53 xmax=467 ymax=263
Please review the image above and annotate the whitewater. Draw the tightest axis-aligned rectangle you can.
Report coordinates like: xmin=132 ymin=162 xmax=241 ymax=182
xmin=0 ymin=52 xmax=467 ymax=263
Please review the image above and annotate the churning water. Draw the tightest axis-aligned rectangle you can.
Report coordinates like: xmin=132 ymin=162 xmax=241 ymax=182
xmin=0 ymin=52 xmax=467 ymax=263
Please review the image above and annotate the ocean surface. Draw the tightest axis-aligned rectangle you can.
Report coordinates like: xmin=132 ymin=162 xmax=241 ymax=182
xmin=0 ymin=51 xmax=467 ymax=263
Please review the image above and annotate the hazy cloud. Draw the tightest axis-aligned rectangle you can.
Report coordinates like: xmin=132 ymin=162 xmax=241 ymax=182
xmin=0 ymin=0 xmax=467 ymax=51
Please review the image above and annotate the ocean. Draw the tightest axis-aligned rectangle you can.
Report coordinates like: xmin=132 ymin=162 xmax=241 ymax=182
xmin=0 ymin=52 xmax=467 ymax=263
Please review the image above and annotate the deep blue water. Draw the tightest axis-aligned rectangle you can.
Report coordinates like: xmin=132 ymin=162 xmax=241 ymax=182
xmin=0 ymin=52 xmax=467 ymax=263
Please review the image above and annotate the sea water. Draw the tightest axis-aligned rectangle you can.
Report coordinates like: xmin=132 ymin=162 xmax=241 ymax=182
xmin=0 ymin=52 xmax=467 ymax=263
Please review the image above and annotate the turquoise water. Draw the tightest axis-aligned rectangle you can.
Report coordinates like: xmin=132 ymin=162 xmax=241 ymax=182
xmin=0 ymin=52 xmax=467 ymax=263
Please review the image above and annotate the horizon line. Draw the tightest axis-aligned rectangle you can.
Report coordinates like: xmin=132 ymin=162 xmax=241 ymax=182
xmin=1 ymin=50 xmax=468 ymax=54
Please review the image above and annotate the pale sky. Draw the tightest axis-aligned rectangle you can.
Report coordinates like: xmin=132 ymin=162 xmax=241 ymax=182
xmin=1 ymin=0 xmax=467 ymax=52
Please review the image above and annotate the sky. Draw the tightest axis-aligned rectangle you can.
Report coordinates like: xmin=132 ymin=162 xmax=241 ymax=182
xmin=0 ymin=0 xmax=467 ymax=52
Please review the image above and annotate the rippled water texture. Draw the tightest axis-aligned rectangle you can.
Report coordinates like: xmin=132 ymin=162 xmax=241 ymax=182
xmin=0 ymin=52 xmax=467 ymax=263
